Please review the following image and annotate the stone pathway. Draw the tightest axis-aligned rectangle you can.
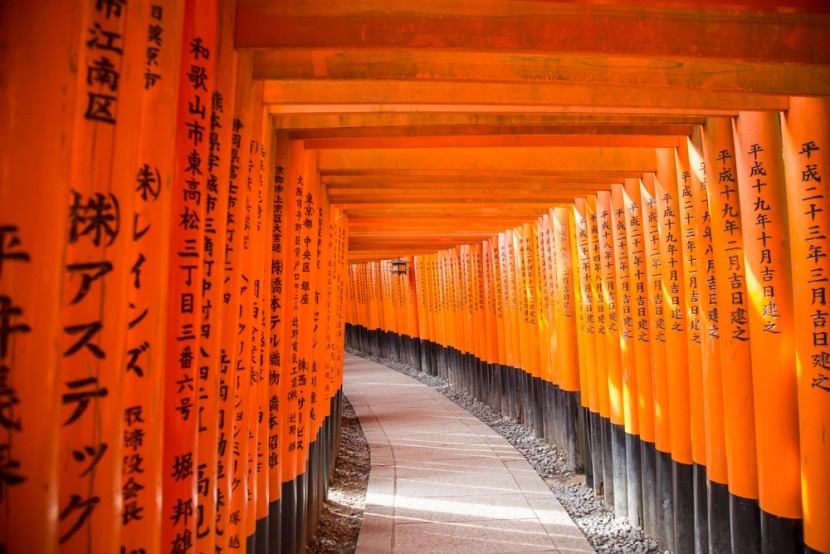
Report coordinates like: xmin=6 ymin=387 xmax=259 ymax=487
xmin=344 ymin=354 xmax=596 ymax=554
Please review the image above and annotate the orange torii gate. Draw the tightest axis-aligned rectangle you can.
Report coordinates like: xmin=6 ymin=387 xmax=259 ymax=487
xmin=3 ymin=1 xmax=830 ymax=553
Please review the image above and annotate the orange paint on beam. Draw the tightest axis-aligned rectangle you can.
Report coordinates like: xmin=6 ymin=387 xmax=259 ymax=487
xmin=261 ymin=80 xmax=788 ymax=112
xmin=275 ymin=112 xmax=706 ymax=131
xmin=267 ymin=103 xmax=741 ymax=117
xmin=318 ymin=147 xmax=658 ymax=173
xmin=305 ymin=135 xmax=681 ymax=149
xmin=252 ymin=49 xmax=830 ymax=96
xmin=235 ymin=3 xmax=830 ymax=65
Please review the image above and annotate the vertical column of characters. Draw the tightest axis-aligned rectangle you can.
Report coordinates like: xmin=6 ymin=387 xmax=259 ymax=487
xmin=121 ymin=2 xmax=185 ymax=552
xmin=537 ymin=216 xmax=554 ymax=386
xmin=458 ymin=247 xmax=467 ymax=361
xmin=497 ymin=235 xmax=512 ymax=370
xmin=781 ymin=97 xmax=830 ymax=554
xmin=543 ymin=215 xmax=559 ymax=387
xmin=332 ymin=213 xmax=349 ymax=389
xmin=295 ymin=149 xmax=320 ymax=481
xmin=60 ymin=0 xmax=147 ymax=551
xmin=701 ymin=118 xmax=760 ymax=552
xmin=194 ymin=1 xmax=237 ymax=550
xmin=733 ymin=112 xmax=801 ymax=542
xmin=461 ymin=245 xmax=472 ymax=361
xmin=610 ymin=185 xmax=638 ymax=442
xmin=414 ymin=257 xmax=428 ymax=346
xmin=311 ymin=184 xmax=329 ymax=442
xmin=320 ymin=205 xmax=335 ymax=409
xmin=422 ymin=256 xmax=434 ymax=360
xmin=553 ymin=207 xmax=579 ymax=395
xmin=283 ymin=141 xmax=307 ymax=495
xmin=268 ymin=135 xmax=289 ymax=520
xmin=525 ymin=223 xmax=542 ymax=381
xmin=623 ymin=180 xmax=653 ymax=448
xmin=406 ymin=255 xmax=420 ymax=348
xmin=0 ymin=2 xmax=82 ymax=550
xmin=318 ymin=195 xmax=334 ymax=424
xmin=641 ymin=174 xmax=670 ymax=458
xmin=471 ymin=245 xmax=485 ymax=368
xmin=506 ymin=231 xmax=523 ymax=374
xmin=572 ymin=200 xmax=594 ymax=413
xmin=598 ymin=192 xmax=623 ymax=438
xmin=223 ymin=54 xmax=256 ymax=552
xmin=379 ymin=261 xmax=391 ymax=338
xmin=481 ymin=243 xmax=497 ymax=370
xmin=491 ymin=240 xmax=507 ymax=373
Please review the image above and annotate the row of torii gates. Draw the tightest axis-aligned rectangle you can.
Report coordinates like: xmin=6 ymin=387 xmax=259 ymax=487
xmin=1 ymin=0 xmax=829 ymax=553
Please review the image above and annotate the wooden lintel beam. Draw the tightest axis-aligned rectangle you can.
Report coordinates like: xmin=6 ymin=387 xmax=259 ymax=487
xmin=321 ymin=170 xmax=632 ymax=183
xmin=304 ymin=134 xmax=681 ymax=149
xmin=326 ymin=181 xmax=609 ymax=191
xmin=288 ymin=124 xmax=694 ymax=140
xmin=267 ymin=103 xmax=739 ymax=117
xmin=252 ymin=49 xmax=830 ymax=96
xmin=317 ymin=146 xmax=658 ymax=173
xmin=274 ymin=113 xmax=706 ymax=130
xmin=261 ymin=80 xmax=788 ymax=112
xmin=235 ymin=3 xmax=830 ymax=64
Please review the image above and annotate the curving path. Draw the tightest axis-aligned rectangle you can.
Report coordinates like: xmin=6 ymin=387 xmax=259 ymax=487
xmin=344 ymin=354 xmax=596 ymax=554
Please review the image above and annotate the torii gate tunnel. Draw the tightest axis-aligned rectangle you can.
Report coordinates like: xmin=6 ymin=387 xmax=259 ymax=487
xmin=1 ymin=0 xmax=829 ymax=552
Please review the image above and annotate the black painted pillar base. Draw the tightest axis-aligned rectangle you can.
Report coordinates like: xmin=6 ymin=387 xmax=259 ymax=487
xmin=641 ymin=441 xmax=658 ymax=540
xmin=583 ymin=407 xmax=594 ymax=490
xmin=707 ymin=480 xmax=730 ymax=554
xmin=254 ymin=512 xmax=269 ymax=554
xmin=657 ymin=449 xmax=675 ymax=551
xmin=564 ymin=391 xmax=582 ymax=473
xmin=730 ymin=492 xmax=761 ymax=553
xmin=281 ymin=478 xmax=298 ymax=554
xmin=625 ymin=432 xmax=642 ymax=527
xmin=672 ymin=460 xmax=694 ymax=554
xmin=296 ymin=470 xmax=308 ymax=552
xmin=269 ymin=499 xmax=281 ymax=554
xmin=601 ymin=417 xmax=615 ymax=511
xmin=693 ymin=463 xmax=709 ymax=554
xmin=590 ymin=411 xmax=603 ymax=497
xmin=611 ymin=423 xmax=628 ymax=519
xmin=761 ymin=510 xmax=803 ymax=554
xmin=532 ymin=375 xmax=545 ymax=438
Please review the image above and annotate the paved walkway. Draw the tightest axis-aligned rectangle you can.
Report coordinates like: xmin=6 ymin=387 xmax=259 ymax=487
xmin=344 ymin=354 xmax=596 ymax=554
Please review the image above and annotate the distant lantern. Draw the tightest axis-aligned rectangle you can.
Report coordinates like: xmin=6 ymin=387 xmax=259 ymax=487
xmin=391 ymin=258 xmax=408 ymax=275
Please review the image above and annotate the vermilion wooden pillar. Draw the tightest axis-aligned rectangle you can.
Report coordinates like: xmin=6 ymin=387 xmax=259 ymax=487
xmin=733 ymin=111 xmax=802 ymax=552
xmin=0 ymin=2 xmax=77 ymax=551
xmin=641 ymin=172 xmax=673 ymax=547
xmin=60 ymin=1 xmax=147 ymax=551
xmin=624 ymin=177 xmax=658 ymax=538
xmin=552 ymin=207 xmax=581 ymax=472
xmin=702 ymin=116 xmax=761 ymax=553
xmin=781 ymin=96 xmax=830 ymax=554
xmin=687 ymin=133 xmax=731 ymax=553
xmin=610 ymin=183 xmax=641 ymax=525
xmin=122 ymin=1 xmax=185 ymax=552
xmin=675 ymin=141 xmax=709 ymax=553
